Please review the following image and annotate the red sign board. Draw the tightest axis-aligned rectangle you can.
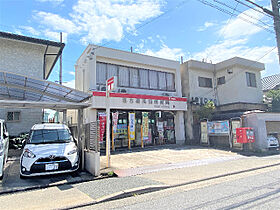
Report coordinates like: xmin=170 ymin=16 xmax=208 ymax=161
xmin=236 ymin=127 xmax=255 ymax=143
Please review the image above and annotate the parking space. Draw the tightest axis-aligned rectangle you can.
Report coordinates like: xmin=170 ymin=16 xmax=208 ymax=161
xmin=0 ymin=149 xmax=93 ymax=194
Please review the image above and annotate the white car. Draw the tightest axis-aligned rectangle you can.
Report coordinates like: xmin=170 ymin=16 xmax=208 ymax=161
xmin=20 ymin=123 xmax=79 ymax=178
xmin=267 ymin=135 xmax=279 ymax=149
xmin=0 ymin=119 xmax=9 ymax=179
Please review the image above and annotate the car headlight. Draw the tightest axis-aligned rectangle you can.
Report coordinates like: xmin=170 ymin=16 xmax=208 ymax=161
xmin=67 ymin=148 xmax=78 ymax=155
xmin=23 ymin=149 xmax=36 ymax=158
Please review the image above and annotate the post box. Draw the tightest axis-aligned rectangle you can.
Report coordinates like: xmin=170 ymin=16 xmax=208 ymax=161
xmin=236 ymin=127 xmax=255 ymax=143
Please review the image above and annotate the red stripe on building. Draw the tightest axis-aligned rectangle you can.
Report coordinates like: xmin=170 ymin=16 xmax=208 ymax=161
xmin=92 ymin=91 xmax=187 ymax=102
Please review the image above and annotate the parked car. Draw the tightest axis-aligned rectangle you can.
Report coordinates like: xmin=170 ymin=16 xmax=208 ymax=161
xmin=0 ymin=119 xmax=9 ymax=179
xmin=267 ymin=134 xmax=279 ymax=149
xmin=20 ymin=123 xmax=79 ymax=178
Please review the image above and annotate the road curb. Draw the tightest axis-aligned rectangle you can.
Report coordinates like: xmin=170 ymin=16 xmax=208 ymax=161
xmin=59 ymin=161 xmax=280 ymax=210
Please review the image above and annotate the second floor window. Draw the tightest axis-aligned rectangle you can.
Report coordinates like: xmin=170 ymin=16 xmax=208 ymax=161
xmin=96 ymin=62 xmax=175 ymax=92
xmin=246 ymin=72 xmax=257 ymax=87
xmin=217 ymin=76 xmax=225 ymax=85
xmin=198 ymin=77 xmax=212 ymax=88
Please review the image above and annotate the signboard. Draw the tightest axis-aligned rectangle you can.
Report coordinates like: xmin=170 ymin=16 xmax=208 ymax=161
xmin=128 ymin=112 xmax=135 ymax=140
xmin=200 ymin=121 xmax=208 ymax=144
xmin=207 ymin=120 xmax=230 ymax=135
xmin=142 ymin=112 xmax=149 ymax=140
xmin=106 ymin=76 xmax=117 ymax=92
xmin=112 ymin=112 xmax=119 ymax=133
xmin=98 ymin=112 xmax=106 ymax=142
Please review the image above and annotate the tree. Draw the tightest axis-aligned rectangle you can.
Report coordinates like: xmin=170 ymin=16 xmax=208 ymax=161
xmin=266 ymin=89 xmax=280 ymax=112
xmin=195 ymin=101 xmax=216 ymax=120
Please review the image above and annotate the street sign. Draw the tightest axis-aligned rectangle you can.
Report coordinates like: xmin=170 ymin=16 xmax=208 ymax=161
xmin=107 ymin=76 xmax=117 ymax=92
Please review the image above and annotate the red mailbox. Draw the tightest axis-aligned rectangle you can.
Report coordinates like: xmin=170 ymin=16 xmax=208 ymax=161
xmin=236 ymin=127 xmax=255 ymax=143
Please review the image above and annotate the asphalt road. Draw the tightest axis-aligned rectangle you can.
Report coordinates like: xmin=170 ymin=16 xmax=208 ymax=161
xmin=82 ymin=167 xmax=280 ymax=210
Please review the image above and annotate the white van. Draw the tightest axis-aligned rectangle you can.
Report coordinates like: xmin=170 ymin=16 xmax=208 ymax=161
xmin=0 ymin=119 xmax=9 ymax=179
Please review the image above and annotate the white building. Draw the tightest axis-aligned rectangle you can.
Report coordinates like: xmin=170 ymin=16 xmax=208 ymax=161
xmin=0 ymin=31 xmax=64 ymax=136
xmin=75 ymin=45 xmax=187 ymax=148
xmin=181 ymin=57 xmax=266 ymax=143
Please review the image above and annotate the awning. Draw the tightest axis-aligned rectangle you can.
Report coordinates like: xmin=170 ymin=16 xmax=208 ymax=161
xmin=0 ymin=71 xmax=91 ymax=109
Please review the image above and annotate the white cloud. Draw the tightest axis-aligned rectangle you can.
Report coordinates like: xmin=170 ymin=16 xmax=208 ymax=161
xmin=143 ymin=43 xmax=186 ymax=61
xmin=19 ymin=26 xmax=40 ymax=36
xmin=44 ymin=30 xmax=68 ymax=42
xmin=33 ymin=11 xmax=80 ymax=34
xmin=32 ymin=0 xmax=164 ymax=45
xmin=197 ymin=21 xmax=216 ymax=32
xmin=63 ymin=80 xmax=75 ymax=89
xmin=36 ymin=0 xmax=64 ymax=4
xmin=218 ymin=7 xmax=268 ymax=39
xmin=69 ymin=71 xmax=75 ymax=76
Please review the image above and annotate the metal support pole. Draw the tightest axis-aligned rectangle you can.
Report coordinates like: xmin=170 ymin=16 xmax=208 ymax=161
xmin=106 ymin=85 xmax=111 ymax=168
xmin=59 ymin=32 xmax=63 ymax=85
xmin=271 ymin=0 xmax=280 ymax=63
xmin=78 ymin=109 xmax=85 ymax=170
xmin=62 ymin=109 xmax=67 ymax=124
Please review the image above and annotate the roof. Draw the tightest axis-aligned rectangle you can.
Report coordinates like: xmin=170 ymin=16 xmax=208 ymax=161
xmin=262 ymin=73 xmax=280 ymax=91
xmin=0 ymin=71 xmax=91 ymax=109
xmin=0 ymin=31 xmax=65 ymax=79
xmin=31 ymin=123 xmax=68 ymax=130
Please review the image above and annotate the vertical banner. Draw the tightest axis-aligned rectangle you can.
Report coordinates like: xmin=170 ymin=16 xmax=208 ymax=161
xmin=142 ymin=112 xmax=149 ymax=140
xmin=200 ymin=121 xmax=208 ymax=144
xmin=112 ymin=112 xmax=119 ymax=133
xmin=129 ymin=112 xmax=136 ymax=140
xmin=98 ymin=112 xmax=106 ymax=143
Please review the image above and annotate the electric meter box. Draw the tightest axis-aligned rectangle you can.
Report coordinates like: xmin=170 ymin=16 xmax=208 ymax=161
xmin=236 ymin=127 xmax=255 ymax=143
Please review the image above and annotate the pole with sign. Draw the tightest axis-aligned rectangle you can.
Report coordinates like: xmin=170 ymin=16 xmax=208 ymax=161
xmin=106 ymin=76 xmax=117 ymax=168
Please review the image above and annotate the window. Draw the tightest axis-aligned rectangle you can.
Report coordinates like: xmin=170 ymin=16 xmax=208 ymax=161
xmin=107 ymin=64 xmax=118 ymax=80
xmin=129 ymin=68 xmax=139 ymax=88
xmin=149 ymin=70 xmax=158 ymax=89
xmin=139 ymin=69 xmax=149 ymax=88
xmin=96 ymin=63 xmax=106 ymax=85
xmin=119 ymin=66 xmax=129 ymax=87
xmin=158 ymin=72 xmax=167 ymax=90
xmin=246 ymin=72 xmax=257 ymax=87
xmin=217 ymin=76 xmax=225 ymax=85
xmin=166 ymin=73 xmax=175 ymax=91
xmin=198 ymin=77 xmax=212 ymax=88
xmin=7 ymin=111 xmax=20 ymax=122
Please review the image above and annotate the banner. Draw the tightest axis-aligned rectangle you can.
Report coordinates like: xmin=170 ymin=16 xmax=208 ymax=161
xmin=98 ymin=112 xmax=106 ymax=142
xmin=142 ymin=112 xmax=149 ymax=140
xmin=207 ymin=120 xmax=230 ymax=135
xmin=112 ymin=112 xmax=119 ymax=133
xmin=128 ymin=112 xmax=135 ymax=140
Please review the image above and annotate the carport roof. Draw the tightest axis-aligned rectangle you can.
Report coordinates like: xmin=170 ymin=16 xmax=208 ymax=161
xmin=0 ymin=71 xmax=91 ymax=109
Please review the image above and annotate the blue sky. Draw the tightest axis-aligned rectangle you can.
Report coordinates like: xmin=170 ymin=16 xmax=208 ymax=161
xmin=0 ymin=0 xmax=278 ymax=88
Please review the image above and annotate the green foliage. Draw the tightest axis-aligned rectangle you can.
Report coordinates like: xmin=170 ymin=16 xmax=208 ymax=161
xmin=195 ymin=101 xmax=215 ymax=120
xmin=266 ymin=89 xmax=280 ymax=112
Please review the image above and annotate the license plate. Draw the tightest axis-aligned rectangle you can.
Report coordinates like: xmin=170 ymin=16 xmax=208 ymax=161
xmin=45 ymin=163 xmax=59 ymax=171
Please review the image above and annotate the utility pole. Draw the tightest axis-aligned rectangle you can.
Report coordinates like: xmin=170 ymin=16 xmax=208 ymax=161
xmin=59 ymin=32 xmax=63 ymax=85
xmin=271 ymin=0 xmax=280 ymax=64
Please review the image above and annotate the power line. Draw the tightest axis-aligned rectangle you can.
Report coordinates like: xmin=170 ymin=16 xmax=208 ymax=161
xmin=196 ymin=0 xmax=275 ymax=34
xmin=233 ymin=0 xmax=272 ymax=18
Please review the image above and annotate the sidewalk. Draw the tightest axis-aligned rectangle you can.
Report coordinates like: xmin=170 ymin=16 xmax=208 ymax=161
xmin=1 ymin=153 xmax=280 ymax=209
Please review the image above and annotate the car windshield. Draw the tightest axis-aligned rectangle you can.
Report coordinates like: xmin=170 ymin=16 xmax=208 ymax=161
xmin=28 ymin=129 xmax=72 ymax=144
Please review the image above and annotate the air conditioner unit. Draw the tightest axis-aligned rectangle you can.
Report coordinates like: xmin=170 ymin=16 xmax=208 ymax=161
xmin=120 ymin=89 xmax=127 ymax=93
xmin=227 ymin=69 xmax=233 ymax=74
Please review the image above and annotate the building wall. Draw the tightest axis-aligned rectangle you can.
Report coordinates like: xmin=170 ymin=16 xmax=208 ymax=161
xmin=0 ymin=38 xmax=45 ymax=136
xmin=76 ymin=45 xmax=185 ymax=144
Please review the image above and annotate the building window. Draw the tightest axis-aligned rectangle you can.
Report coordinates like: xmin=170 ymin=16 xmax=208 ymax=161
xmin=158 ymin=72 xmax=167 ymax=90
xmin=139 ymin=69 xmax=149 ymax=88
xmin=166 ymin=73 xmax=175 ymax=91
xmin=149 ymin=70 xmax=158 ymax=89
xmin=198 ymin=77 xmax=212 ymax=88
xmin=119 ymin=66 xmax=129 ymax=87
xmin=246 ymin=72 xmax=257 ymax=87
xmin=7 ymin=111 xmax=20 ymax=122
xmin=96 ymin=63 xmax=106 ymax=85
xmin=106 ymin=64 xmax=118 ymax=80
xmin=130 ymin=68 xmax=139 ymax=88
xmin=217 ymin=76 xmax=225 ymax=85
